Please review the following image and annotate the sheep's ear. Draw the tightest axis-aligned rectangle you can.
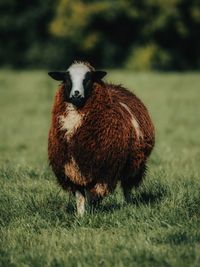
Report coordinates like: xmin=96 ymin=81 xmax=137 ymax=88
xmin=93 ymin=70 xmax=107 ymax=81
xmin=48 ymin=71 xmax=68 ymax=81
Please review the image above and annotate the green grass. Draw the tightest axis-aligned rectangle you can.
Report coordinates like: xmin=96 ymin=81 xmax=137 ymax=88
xmin=0 ymin=70 xmax=200 ymax=267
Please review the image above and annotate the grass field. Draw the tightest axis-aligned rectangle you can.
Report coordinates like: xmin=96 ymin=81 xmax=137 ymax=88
xmin=0 ymin=70 xmax=200 ymax=267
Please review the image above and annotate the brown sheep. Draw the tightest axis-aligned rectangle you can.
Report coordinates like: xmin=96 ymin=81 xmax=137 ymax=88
xmin=48 ymin=61 xmax=155 ymax=216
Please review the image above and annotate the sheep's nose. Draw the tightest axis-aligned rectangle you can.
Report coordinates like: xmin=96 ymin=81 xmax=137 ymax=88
xmin=74 ymin=90 xmax=80 ymax=97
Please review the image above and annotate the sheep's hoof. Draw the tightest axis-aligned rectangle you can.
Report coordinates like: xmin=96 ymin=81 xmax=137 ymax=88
xmin=75 ymin=191 xmax=85 ymax=217
xmin=123 ymin=189 xmax=133 ymax=204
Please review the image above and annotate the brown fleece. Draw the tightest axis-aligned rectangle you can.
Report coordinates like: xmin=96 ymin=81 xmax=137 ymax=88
xmin=48 ymin=79 xmax=155 ymax=198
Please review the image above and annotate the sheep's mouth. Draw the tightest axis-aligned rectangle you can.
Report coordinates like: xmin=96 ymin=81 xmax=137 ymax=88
xmin=70 ymin=97 xmax=85 ymax=108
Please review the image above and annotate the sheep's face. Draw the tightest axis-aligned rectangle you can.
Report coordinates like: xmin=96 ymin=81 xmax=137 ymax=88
xmin=48 ymin=63 xmax=107 ymax=108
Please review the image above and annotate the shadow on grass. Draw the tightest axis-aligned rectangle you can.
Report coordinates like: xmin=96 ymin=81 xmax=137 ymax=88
xmin=131 ymin=182 xmax=169 ymax=206
xmin=97 ymin=183 xmax=169 ymax=213
xmin=130 ymin=189 xmax=168 ymax=206
xmin=25 ymin=181 xmax=169 ymax=221
xmin=95 ymin=202 xmax=123 ymax=213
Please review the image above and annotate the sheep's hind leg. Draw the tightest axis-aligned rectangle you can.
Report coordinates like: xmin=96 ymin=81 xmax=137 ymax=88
xmin=75 ymin=191 xmax=85 ymax=216
xmin=121 ymin=164 xmax=146 ymax=203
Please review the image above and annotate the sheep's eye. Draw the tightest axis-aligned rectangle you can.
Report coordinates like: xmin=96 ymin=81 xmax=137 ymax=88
xmin=86 ymin=79 xmax=91 ymax=86
xmin=84 ymin=78 xmax=92 ymax=89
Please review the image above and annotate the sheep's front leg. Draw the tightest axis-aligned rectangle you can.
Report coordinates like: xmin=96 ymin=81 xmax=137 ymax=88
xmin=75 ymin=191 xmax=85 ymax=216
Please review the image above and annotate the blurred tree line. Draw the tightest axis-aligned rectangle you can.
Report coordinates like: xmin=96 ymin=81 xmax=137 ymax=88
xmin=0 ymin=0 xmax=200 ymax=70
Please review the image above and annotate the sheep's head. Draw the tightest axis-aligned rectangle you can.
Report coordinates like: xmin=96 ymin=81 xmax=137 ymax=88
xmin=48 ymin=62 xmax=107 ymax=108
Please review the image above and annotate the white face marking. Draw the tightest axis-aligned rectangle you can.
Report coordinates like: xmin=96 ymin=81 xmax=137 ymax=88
xmin=68 ymin=63 xmax=90 ymax=98
xmin=59 ymin=103 xmax=84 ymax=141
xmin=120 ymin=102 xmax=143 ymax=140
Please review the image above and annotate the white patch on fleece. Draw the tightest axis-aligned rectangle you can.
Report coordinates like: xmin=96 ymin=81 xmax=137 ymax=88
xmin=59 ymin=103 xmax=84 ymax=141
xmin=68 ymin=63 xmax=90 ymax=98
xmin=64 ymin=156 xmax=90 ymax=185
xmin=120 ymin=102 xmax=143 ymax=140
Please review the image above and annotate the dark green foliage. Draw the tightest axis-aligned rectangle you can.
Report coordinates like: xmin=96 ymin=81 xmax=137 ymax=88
xmin=0 ymin=70 xmax=200 ymax=266
xmin=0 ymin=0 xmax=62 ymax=68
xmin=0 ymin=0 xmax=200 ymax=69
